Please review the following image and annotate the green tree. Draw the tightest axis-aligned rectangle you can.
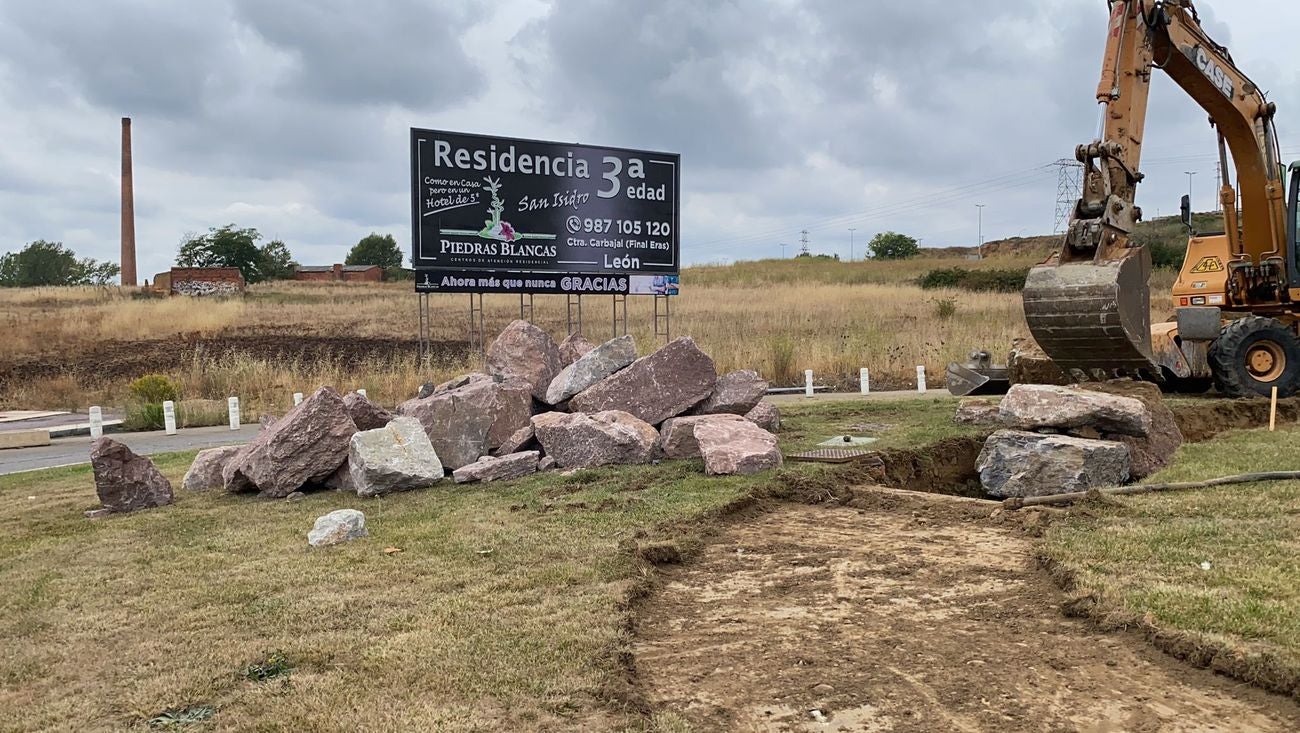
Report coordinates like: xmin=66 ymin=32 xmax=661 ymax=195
xmin=177 ymin=225 xmax=267 ymax=283
xmin=258 ymin=239 xmax=298 ymax=281
xmin=0 ymin=240 xmax=121 ymax=287
xmin=345 ymin=233 xmax=403 ymax=270
xmin=868 ymin=231 xmax=920 ymax=260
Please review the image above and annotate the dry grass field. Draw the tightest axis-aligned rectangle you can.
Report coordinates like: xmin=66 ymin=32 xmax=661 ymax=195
xmin=0 ymin=254 xmax=1178 ymax=415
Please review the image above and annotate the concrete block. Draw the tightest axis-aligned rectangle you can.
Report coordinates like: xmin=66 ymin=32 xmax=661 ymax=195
xmin=0 ymin=429 xmax=52 ymax=450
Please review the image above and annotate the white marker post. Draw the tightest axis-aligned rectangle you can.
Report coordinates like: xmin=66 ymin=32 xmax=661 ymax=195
xmin=356 ymin=388 xmax=367 ymax=398
xmin=162 ymin=400 xmax=177 ymax=435
xmin=88 ymin=406 xmax=104 ymax=439
xmin=293 ymin=392 xmax=304 ymax=406
xmin=916 ymin=366 xmax=927 ymax=393
xmin=228 ymin=397 xmax=241 ymax=431
xmin=860 ymin=368 xmax=870 ymax=395
xmin=804 ymin=370 xmax=815 ymax=398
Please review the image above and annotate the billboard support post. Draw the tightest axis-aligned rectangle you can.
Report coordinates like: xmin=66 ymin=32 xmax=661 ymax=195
xmin=654 ymin=295 xmax=671 ymax=345
xmin=566 ymin=294 xmax=584 ymax=336
xmin=612 ymin=294 xmax=628 ymax=339
xmin=418 ymin=292 xmax=432 ymax=363
xmin=468 ymin=293 xmax=486 ymax=361
xmin=519 ymin=293 xmax=534 ymax=322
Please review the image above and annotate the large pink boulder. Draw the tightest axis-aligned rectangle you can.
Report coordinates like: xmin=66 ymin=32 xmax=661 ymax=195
xmin=89 ymin=438 xmax=174 ymax=514
xmin=487 ymin=320 xmax=563 ymax=401
xmin=531 ymin=411 xmax=658 ymax=469
xmin=657 ymin=414 xmax=746 ymax=459
xmin=695 ymin=420 xmax=783 ymax=476
xmin=693 ymin=370 xmax=768 ymax=415
xmin=224 ymin=386 xmax=358 ymax=498
xmin=398 ymin=379 xmax=531 ymax=470
xmin=343 ymin=392 xmax=394 ymax=431
xmin=568 ymin=337 xmax=716 ymax=425
xmin=558 ymin=332 xmax=596 ymax=367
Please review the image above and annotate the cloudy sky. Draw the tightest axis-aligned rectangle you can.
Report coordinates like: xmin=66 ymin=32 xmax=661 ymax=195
xmin=1 ymin=0 xmax=1296 ymax=277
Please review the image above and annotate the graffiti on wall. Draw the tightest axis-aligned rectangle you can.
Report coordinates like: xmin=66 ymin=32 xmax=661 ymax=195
xmin=172 ymin=279 xmax=242 ymax=297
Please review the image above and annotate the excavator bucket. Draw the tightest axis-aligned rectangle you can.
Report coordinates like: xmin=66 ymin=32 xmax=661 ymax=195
xmin=1022 ymin=249 xmax=1159 ymax=378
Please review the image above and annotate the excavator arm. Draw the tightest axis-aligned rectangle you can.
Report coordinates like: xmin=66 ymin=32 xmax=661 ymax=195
xmin=1023 ymin=0 xmax=1288 ymax=380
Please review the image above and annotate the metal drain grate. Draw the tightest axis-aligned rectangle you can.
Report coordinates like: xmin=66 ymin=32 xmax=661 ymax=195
xmin=787 ymin=448 xmax=880 ymax=464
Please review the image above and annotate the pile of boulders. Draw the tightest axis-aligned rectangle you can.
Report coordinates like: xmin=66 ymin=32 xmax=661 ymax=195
xmin=966 ymin=381 xmax=1183 ymax=499
xmin=89 ymin=321 xmax=783 ymax=514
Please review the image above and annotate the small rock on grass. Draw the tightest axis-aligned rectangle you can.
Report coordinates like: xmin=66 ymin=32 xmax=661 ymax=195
xmin=308 ymin=509 xmax=368 ymax=547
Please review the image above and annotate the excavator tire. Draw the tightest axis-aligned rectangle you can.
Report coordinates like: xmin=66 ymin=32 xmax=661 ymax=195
xmin=1208 ymin=316 xmax=1300 ymax=399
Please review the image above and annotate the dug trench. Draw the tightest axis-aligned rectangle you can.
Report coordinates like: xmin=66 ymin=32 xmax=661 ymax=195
xmin=611 ymin=398 xmax=1300 ymax=731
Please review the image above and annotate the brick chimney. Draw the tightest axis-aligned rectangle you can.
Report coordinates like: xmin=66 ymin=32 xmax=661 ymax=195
xmin=332 ymin=263 xmax=343 ymax=280
xmin=120 ymin=117 xmax=137 ymax=287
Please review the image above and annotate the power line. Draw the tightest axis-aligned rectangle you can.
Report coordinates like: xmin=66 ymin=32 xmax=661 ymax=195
xmin=1053 ymin=159 xmax=1084 ymax=234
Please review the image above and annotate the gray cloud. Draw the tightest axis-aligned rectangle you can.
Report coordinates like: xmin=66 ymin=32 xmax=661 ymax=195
xmin=0 ymin=0 xmax=1294 ymax=277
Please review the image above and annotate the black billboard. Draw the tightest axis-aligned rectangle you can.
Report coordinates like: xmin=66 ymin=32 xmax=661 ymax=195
xmin=410 ymin=129 xmax=680 ymax=279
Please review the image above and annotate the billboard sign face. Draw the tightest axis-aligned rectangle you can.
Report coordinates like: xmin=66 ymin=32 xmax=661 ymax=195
xmin=414 ymin=271 xmax=679 ymax=296
xmin=411 ymin=129 xmax=680 ymax=280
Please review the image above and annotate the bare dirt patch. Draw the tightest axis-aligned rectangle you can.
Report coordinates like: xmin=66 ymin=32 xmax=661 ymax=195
xmin=633 ymin=496 xmax=1300 ymax=731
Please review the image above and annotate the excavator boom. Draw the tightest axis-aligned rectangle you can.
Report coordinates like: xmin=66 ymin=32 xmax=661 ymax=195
xmin=1023 ymin=0 xmax=1288 ymax=380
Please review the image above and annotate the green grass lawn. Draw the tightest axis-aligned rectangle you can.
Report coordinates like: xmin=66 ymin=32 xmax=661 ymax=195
xmin=1042 ymin=426 xmax=1300 ymax=698
xmin=0 ymin=399 xmax=976 ymax=731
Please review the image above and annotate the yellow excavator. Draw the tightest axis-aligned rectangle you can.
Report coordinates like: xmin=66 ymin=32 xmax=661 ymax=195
xmin=1023 ymin=0 xmax=1300 ymax=398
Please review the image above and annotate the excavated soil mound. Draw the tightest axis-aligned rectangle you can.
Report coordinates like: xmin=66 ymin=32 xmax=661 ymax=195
xmin=0 ymin=335 xmax=465 ymax=389
xmin=633 ymin=498 xmax=1300 ymax=732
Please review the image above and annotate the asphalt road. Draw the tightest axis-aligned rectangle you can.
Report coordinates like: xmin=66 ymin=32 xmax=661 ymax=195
xmin=0 ymin=424 xmax=262 ymax=476
xmin=0 ymin=389 xmax=956 ymax=477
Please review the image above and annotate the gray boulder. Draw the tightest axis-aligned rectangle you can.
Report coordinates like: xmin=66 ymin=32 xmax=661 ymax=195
xmin=308 ymin=509 xmax=368 ymax=547
xmin=694 ymin=420 xmax=783 ymax=476
xmin=348 ymin=417 xmax=444 ymax=497
xmin=693 ymin=370 xmax=768 ymax=415
xmin=531 ymin=411 xmax=659 ymax=469
xmin=745 ymin=402 xmax=781 ymax=432
xmin=224 ymin=386 xmax=358 ymax=498
xmin=343 ymin=392 xmax=394 ymax=431
xmin=398 ymin=379 xmax=530 ymax=470
xmin=545 ymin=334 xmax=637 ymax=405
xmin=181 ymin=445 xmax=242 ymax=491
xmin=999 ymin=384 xmax=1151 ymax=437
xmin=558 ymin=332 xmax=596 ymax=366
xmin=658 ymin=414 xmax=746 ymax=459
xmin=976 ymin=430 xmax=1130 ymax=498
xmin=89 ymin=438 xmax=174 ymax=514
xmin=452 ymin=451 xmax=541 ymax=484
xmin=487 ymin=320 xmax=563 ymax=401
xmin=569 ymin=337 xmax=716 ymax=425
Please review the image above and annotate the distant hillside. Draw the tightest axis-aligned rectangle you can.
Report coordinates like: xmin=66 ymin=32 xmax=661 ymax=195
xmin=924 ymin=212 xmax=1225 ymax=265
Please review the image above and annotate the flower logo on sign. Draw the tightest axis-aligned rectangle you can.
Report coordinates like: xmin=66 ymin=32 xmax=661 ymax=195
xmin=477 ymin=177 xmax=518 ymax=242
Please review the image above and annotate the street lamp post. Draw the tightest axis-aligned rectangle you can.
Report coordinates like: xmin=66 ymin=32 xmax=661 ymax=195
xmin=1185 ymin=170 xmax=1198 ymax=210
xmin=975 ymin=204 xmax=986 ymax=260
xmin=779 ymin=242 xmax=788 ymax=259
xmin=848 ymin=228 xmax=856 ymax=262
